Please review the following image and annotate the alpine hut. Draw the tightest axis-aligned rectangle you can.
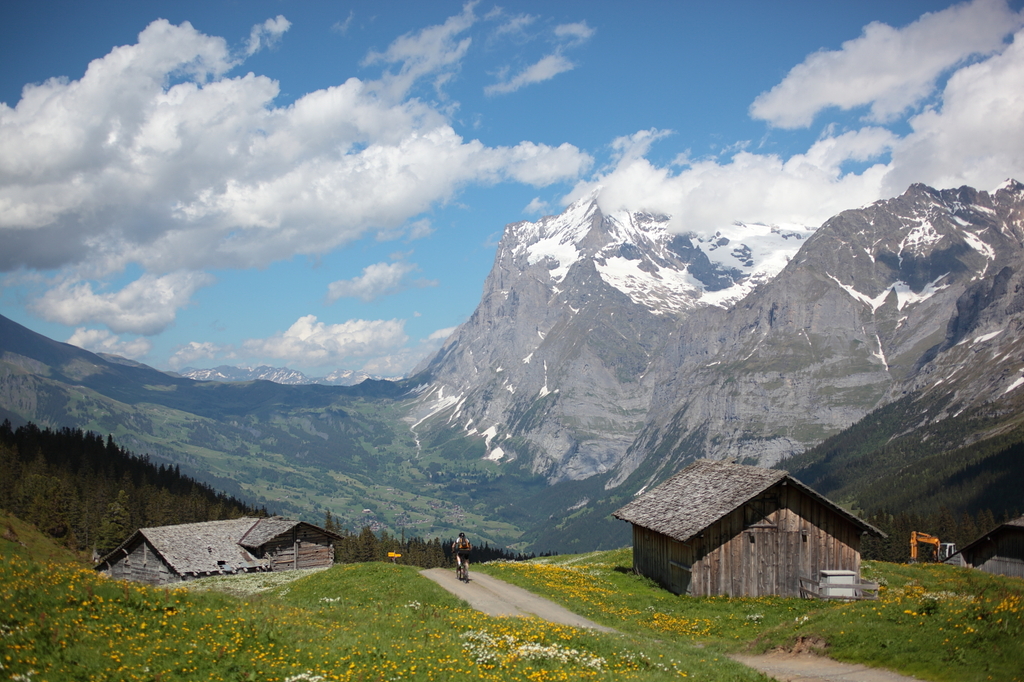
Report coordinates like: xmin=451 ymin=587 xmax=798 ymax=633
xmin=613 ymin=460 xmax=885 ymax=597
xmin=94 ymin=516 xmax=342 ymax=585
xmin=950 ymin=516 xmax=1024 ymax=579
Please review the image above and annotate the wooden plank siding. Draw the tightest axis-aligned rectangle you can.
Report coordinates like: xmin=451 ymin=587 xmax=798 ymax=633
xmin=104 ymin=538 xmax=180 ymax=585
xmin=259 ymin=525 xmax=336 ymax=571
xmin=633 ymin=481 xmax=864 ymax=597
xmin=964 ymin=528 xmax=1024 ymax=579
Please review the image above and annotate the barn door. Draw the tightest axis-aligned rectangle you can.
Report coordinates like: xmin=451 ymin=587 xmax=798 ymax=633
xmin=742 ymin=526 xmax=778 ymax=596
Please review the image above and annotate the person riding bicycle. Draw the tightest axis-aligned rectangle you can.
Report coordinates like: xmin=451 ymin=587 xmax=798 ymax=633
xmin=453 ymin=532 xmax=472 ymax=579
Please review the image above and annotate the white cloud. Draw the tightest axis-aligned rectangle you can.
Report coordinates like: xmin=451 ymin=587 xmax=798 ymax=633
xmin=484 ymin=17 xmax=592 ymax=96
xmin=360 ymin=324 xmax=457 ymax=375
xmin=168 ymin=340 xmax=228 ymax=369
xmin=67 ymin=328 xmax=153 ymax=359
xmin=31 ymin=271 xmax=214 ymax=335
xmin=427 ymin=326 xmax=457 ymax=341
xmin=242 ymin=315 xmax=409 ymax=367
xmin=0 ymin=12 xmax=591 ymax=334
xmin=327 ymin=260 xmax=432 ymax=302
xmin=246 ymin=15 xmax=291 ymax=56
xmin=554 ymin=21 xmax=595 ymax=45
xmin=485 ymin=53 xmax=575 ymax=95
xmin=524 ymin=197 xmax=550 ymax=214
xmin=882 ymin=26 xmax=1024 ymax=195
xmin=574 ymin=13 xmax=1024 ymax=237
xmin=362 ymin=1 xmax=476 ymax=100
xmin=492 ymin=12 xmax=538 ymax=38
xmin=332 ymin=11 xmax=355 ymax=36
xmin=750 ymin=0 xmax=1024 ymax=128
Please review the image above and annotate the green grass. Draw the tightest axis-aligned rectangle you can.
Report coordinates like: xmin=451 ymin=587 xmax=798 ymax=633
xmin=476 ymin=550 xmax=1024 ymax=682
xmin=5 ymin=522 xmax=1022 ymax=682
xmin=1 ymin=534 xmax=761 ymax=681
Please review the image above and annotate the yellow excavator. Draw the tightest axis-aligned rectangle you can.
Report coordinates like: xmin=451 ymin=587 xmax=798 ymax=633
xmin=909 ymin=531 xmax=957 ymax=562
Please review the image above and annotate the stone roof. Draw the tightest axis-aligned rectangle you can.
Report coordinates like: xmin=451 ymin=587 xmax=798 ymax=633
xmin=613 ymin=460 xmax=883 ymax=542
xmin=96 ymin=516 xmax=342 ymax=578
xmin=239 ymin=516 xmax=302 ymax=549
xmin=139 ymin=518 xmax=264 ymax=576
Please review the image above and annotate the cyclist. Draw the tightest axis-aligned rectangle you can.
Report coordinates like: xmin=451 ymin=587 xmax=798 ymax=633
xmin=452 ymin=532 xmax=472 ymax=581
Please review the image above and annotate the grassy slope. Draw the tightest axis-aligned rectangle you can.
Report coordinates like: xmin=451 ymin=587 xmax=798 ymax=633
xmin=3 ymin=512 xmax=1021 ymax=682
xmin=1 ymin=533 xmax=759 ymax=681
xmin=476 ymin=550 xmax=1024 ymax=682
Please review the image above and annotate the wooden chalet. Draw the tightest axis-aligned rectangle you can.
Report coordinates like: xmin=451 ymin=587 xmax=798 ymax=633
xmin=95 ymin=516 xmax=342 ymax=585
xmin=613 ymin=460 xmax=885 ymax=598
xmin=950 ymin=516 xmax=1024 ymax=579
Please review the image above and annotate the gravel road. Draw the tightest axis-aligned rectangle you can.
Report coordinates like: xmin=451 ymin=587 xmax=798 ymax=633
xmin=419 ymin=567 xmax=615 ymax=632
xmin=422 ymin=567 xmax=923 ymax=681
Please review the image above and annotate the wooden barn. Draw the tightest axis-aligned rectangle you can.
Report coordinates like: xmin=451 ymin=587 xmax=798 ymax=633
xmin=950 ymin=516 xmax=1024 ymax=579
xmin=95 ymin=516 xmax=342 ymax=585
xmin=613 ymin=460 xmax=885 ymax=598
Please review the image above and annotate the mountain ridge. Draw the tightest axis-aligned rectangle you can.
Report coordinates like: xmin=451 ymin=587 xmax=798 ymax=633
xmin=2 ymin=180 xmax=1022 ymax=552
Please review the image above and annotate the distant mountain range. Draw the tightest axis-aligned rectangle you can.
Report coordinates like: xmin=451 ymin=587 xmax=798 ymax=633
xmin=2 ymin=180 xmax=1023 ymax=552
xmin=178 ymin=365 xmax=396 ymax=386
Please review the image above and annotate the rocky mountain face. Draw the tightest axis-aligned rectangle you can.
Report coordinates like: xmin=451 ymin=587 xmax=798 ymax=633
xmin=411 ymin=194 xmax=815 ymax=483
xmin=414 ymin=181 xmax=1024 ymax=491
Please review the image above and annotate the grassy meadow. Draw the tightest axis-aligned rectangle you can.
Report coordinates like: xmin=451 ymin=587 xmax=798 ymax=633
xmin=2 ymin=520 xmax=1023 ymax=682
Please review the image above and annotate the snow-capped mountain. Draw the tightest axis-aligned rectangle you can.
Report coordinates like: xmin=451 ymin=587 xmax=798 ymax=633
xmin=410 ymin=195 xmax=816 ymax=482
xmin=414 ymin=181 xmax=1024 ymax=489
xmin=180 ymin=365 xmax=390 ymax=386
xmin=509 ymin=193 xmax=815 ymax=315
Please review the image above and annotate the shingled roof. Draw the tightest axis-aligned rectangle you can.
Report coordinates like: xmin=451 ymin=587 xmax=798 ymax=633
xmin=954 ymin=515 xmax=1024 ymax=557
xmin=96 ymin=516 xmax=342 ymax=578
xmin=613 ymin=460 xmax=883 ymax=542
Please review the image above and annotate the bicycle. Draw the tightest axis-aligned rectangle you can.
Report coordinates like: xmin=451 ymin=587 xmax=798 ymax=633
xmin=455 ymin=554 xmax=469 ymax=582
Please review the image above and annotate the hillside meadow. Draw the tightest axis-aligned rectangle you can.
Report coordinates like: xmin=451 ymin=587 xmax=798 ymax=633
xmin=2 ymin=516 xmax=1022 ymax=681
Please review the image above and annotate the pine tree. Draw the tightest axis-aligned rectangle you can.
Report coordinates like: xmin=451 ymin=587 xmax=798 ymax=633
xmin=96 ymin=489 xmax=133 ymax=553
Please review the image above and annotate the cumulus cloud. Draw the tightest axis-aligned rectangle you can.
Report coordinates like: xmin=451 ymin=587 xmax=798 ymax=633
xmin=67 ymin=328 xmax=153 ymax=359
xmin=882 ymin=25 xmax=1024 ymax=195
xmin=327 ymin=260 xmax=436 ymax=302
xmin=750 ymin=0 xmax=1024 ymax=128
xmin=0 ymin=11 xmax=591 ymax=337
xmin=360 ymin=325 xmax=457 ymax=375
xmin=31 ymin=272 xmax=214 ymax=335
xmin=242 ymin=315 xmax=409 ymax=367
xmin=168 ymin=340 xmax=227 ymax=369
xmin=574 ymin=9 xmax=1024 ymax=236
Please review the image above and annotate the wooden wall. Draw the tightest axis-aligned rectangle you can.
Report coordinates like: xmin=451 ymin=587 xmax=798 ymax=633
xmin=965 ymin=528 xmax=1024 ymax=579
xmin=260 ymin=524 xmax=335 ymax=571
xmin=99 ymin=538 xmax=180 ymax=586
xmin=633 ymin=482 xmax=864 ymax=597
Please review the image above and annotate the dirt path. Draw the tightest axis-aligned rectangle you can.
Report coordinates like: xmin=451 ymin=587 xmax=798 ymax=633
xmin=729 ymin=652 xmax=925 ymax=682
xmin=419 ymin=567 xmax=616 ymax=632
xmin=422 ymin=566 xmax=925 ymax=681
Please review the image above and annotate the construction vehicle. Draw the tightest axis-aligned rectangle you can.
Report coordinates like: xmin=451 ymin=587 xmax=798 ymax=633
xmin=909 ymin=531 xmax=957 ymax=562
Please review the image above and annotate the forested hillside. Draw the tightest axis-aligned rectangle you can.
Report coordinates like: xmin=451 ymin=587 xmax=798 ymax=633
xmin=0 ymin=421 xmax=266 ymax=554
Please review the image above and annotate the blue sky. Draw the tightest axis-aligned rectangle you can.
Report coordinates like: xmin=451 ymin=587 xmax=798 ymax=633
xmin=2 ymin=0 xmax=1023 ymax=377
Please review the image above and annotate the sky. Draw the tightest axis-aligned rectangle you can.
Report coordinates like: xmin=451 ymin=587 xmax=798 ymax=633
xmin=2 ymin=0 xmax=1023 ymax=378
